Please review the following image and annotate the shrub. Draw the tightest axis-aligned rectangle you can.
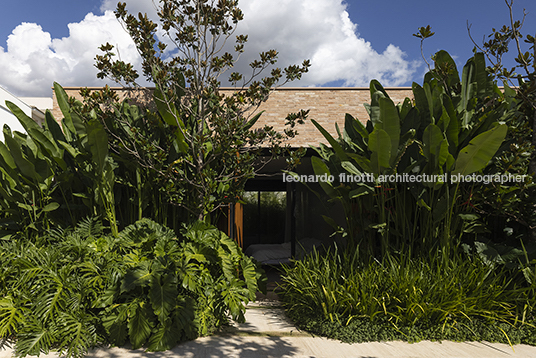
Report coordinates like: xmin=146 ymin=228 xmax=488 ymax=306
xmin=0 ymin=218 xmax=265 ymax=357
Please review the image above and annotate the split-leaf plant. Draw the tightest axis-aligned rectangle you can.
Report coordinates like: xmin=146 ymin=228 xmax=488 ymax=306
xmin=0 ymin=218 xmax=264 ymax=357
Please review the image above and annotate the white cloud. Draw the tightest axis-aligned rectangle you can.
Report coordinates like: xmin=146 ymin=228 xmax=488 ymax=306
xmin=0 ymin=0 xmax=420 ymax=97
xmin=0 ymin=11 xmax=141 ymax=97
xmin=235 ymin=0 xmax=420 ymax=87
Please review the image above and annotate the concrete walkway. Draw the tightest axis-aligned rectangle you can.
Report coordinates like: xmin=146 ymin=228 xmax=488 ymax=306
xmin=2 ymin=301 xmax=536 ymax=358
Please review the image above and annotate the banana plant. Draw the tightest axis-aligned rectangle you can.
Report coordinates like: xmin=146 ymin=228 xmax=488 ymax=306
xmin=308 ymin=51 xmax=511 ymax=258
xmin=0 ymin=82 xmax=119 ymax=238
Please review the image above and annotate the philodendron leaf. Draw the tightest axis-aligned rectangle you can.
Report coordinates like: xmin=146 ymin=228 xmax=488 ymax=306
xmin=149 ymin=273 xmax=178 ymax=325
xmin=0 ymin=296 xmax=25 ymax=337
xmin=453 ymin=124 xmax=507 ymax=176
xmin=241 ymin=256 xmax=261 ymax=300
xmin=146 ymin=319 xmax=180 ymax=352
xmin=127 ymin=302 xmax=153 ymax=349
xmin=121 ymin=264 xmax=152 ymax=292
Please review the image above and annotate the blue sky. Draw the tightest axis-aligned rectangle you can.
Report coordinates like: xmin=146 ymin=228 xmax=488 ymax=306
xmin=1 ymin=0 xmax=535 ymax=97
xmin=350 ymin=0 xmax=536 ymax=61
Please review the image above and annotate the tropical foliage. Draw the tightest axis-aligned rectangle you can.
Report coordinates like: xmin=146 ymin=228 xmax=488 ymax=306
xmin=280 ymin=246 xmax=536 ymax=345
xmin=280 ymin=49 xmax=536 ymax=345
xmin=0 ymin=83 xmax=118 ymax=239
xmin=468 ymin=0 xmax=536 ymax=243
xmin=303 ymin=50 xmax=528 ymax=259
xmin=0 ymin=218 xmax=263 ymax=357
xmin=0 ymin=0 xmax=304 ymax=355
xmin=90 ymin=0 xmax=310 ymax=221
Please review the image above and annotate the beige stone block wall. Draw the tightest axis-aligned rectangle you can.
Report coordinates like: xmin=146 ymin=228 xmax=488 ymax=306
xmin=237 ymin=87 xmax=413 ymax=147
xmin=51 ymin=87 xmax=153 ymax=120
xmin=53 ymin=87 xmax=414 ymax=147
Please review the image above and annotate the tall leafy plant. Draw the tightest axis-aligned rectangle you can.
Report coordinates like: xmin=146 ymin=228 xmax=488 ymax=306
xmin=91 ymin=0 xmax=310 ymax=222
xmin=464 ymin=0 xmax=536 ymax=244
xmin=307 ymin=51 xmax=512 ymax=258
xmin=0 ymin=83 xmax=118 ymax=238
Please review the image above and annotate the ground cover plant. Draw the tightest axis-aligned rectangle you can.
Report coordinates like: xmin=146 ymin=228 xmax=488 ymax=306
xmin=281 ymin=47 xmax=536 ymax=344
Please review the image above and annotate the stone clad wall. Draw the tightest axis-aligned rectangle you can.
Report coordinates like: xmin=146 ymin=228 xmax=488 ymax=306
xmin=54 ymin=87 xmax=414 ymax=147
xmin=235 ymin=87 xmax=413 ymax=147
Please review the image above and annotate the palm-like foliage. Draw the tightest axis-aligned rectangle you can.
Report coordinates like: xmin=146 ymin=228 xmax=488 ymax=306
xmin=306 ymin=51 xmax=515 ymax=259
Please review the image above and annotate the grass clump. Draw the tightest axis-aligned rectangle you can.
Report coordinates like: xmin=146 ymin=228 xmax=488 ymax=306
xmin=279 ymin=246 xmax=536 ymax=344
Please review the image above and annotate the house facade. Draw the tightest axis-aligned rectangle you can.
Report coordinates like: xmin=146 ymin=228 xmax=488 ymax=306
xmin=53 ymin=86 xmax=413 ymax=146
xmin=52 ymin=86 xmax=414 ymax=258
xmin=0 ymin=86 xmax=52 ymax=142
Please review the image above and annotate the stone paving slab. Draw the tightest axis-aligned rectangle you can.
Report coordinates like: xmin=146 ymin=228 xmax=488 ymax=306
xmin=3 ymin=303 xmax=536 ymax=358
xmin=230 ymin=307 xmax=300 ymax=334
xmin=3 ymin=337 xmax=536 ymax=358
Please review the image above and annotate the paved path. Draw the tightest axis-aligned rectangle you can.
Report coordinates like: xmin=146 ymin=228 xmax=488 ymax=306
xmin=2 ymin=302 xmax=536 ymax=357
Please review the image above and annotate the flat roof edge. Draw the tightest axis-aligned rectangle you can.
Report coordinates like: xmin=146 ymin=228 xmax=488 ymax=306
xmin=55 ymin=86 xmax=414 ymax=91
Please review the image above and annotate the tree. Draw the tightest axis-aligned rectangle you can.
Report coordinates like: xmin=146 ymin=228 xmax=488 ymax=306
xmin=85 ymin=0 xmax=310 ymax=222
xmin=469 ymin=0 xmax=535 ymax=161
xmin=466 ymin=0 xmax=536 ymax=243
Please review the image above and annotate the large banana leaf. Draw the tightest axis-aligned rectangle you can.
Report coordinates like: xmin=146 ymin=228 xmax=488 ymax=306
xmin=87 ymin=120 xmax=108 ymax=176
xmin=154 ymin=87 xmax=188 ymax=154
xmin=368 ymin=128 xmax=391 ymax=175
xmin=4 ymin=135 xmax=40 ymax=181
xmin=5 ymin=101 xmax=67 ymax=171
xmin=453 ymin=124 xmax=507 ymax=176
xmin=433 ymin=50 xmax=460 ymax=88
xmin=422 ymin=124 xmax=443 ymax=164
xmin=378 ymin=97 xmax=400 ymax=165
xmin=0 ymin=142 xmax=17 ymax=172
xmin=311 ymin=156 xmax=338 ymax=199
xmin=311 ymin=119 xmax=349 ymax=162
xmin=441 ymin=94 xmax=459 ymax=150
xmin=412 ymin=83 xmax=432 ymax=128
